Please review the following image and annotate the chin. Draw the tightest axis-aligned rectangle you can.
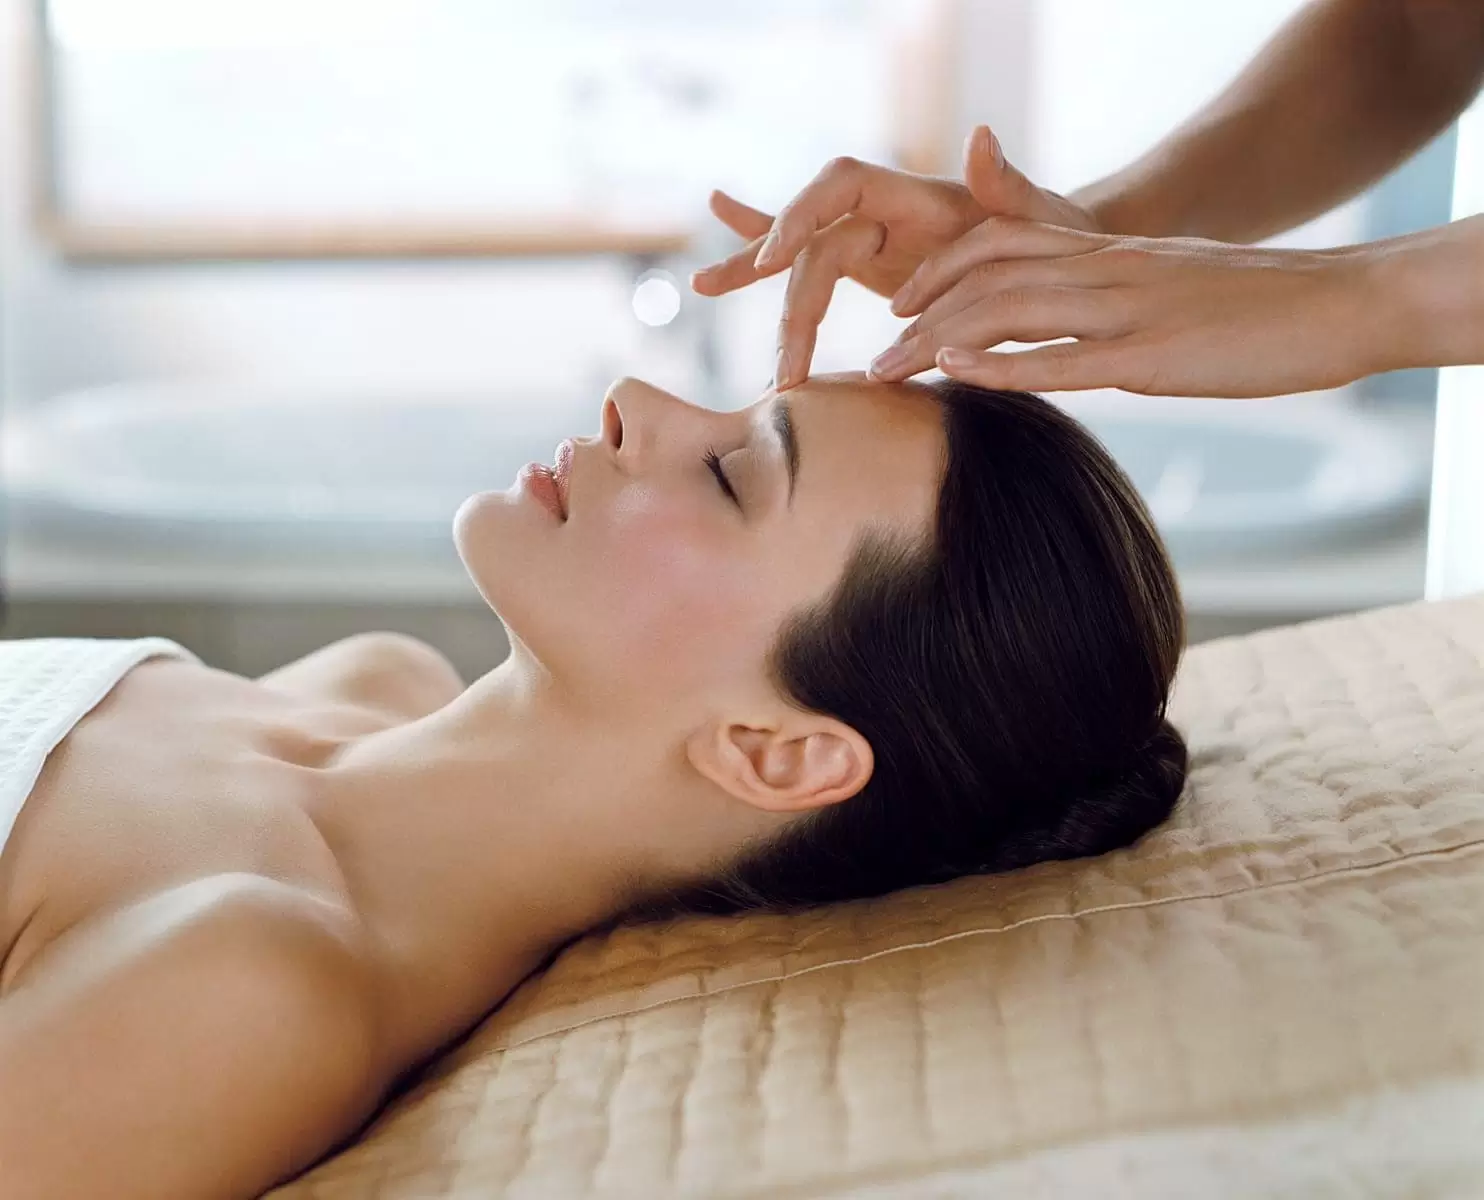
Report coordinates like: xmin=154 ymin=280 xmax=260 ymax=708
xmin=453 ymin=486 xmax=570 ymax=654
xmin=453 ymin=489 xmax=523 ymax=610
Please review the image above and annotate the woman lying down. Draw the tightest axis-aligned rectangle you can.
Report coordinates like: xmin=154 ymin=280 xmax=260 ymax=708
xmin=0 ymin=372 xmax=1186 ymax=1199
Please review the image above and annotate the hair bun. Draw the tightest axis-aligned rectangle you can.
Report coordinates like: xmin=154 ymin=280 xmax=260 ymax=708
xmin=985 ymin=717 xmax=1189 ymax=874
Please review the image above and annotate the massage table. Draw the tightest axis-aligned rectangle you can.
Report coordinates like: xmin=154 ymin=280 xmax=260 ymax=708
xmin=268 ymin=592 xmax=1484 ymax=1198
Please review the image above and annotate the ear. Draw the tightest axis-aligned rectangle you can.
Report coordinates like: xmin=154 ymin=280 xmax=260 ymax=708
xmin=685 ymin=715 xmax=873 ymax=815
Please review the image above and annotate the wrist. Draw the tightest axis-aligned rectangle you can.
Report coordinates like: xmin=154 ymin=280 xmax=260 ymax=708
xmin=1069 ymin=157 xmax=1194 ymax=238
xmin=1363 ymin=217 xmax=1484 ymax=373
xmin=1068 ymin=178 xmax=1154 ymax=237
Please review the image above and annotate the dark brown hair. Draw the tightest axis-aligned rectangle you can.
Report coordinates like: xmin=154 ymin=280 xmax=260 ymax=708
xmin=644 ymin=380 xmax=1186 ymax=915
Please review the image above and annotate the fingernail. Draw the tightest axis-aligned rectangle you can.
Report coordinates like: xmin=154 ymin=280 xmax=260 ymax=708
xmin=869 ymin=344 xmax=910 ymax=378
xmin=754 ymin=231 xmax=781 ymax=270
xmin=889 ymin=282 xmax=914 ymax=315
xmin=774 ymin=347 xmax=792 ymax=389
xmin=987 ymin=128 xmax=1004 ymax=167
xmin=938 ymin=347 xmax=975 ymax=369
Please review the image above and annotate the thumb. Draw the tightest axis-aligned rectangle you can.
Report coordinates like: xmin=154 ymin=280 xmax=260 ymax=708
xmin=962 ymin=124 xmax=1032 ymax=216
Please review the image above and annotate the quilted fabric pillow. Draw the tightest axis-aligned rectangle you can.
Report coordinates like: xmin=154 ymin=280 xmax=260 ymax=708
xmin=270 ymin=595 xmax=1484 ymax=1199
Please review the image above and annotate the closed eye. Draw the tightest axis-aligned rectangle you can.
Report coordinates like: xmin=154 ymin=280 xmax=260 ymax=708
xmin=704 ymin=447 xmax=742 ymax=509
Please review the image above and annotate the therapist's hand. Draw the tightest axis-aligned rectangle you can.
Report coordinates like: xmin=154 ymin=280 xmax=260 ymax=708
xmin=692 ymin=126 xmax=1099 ymax=389
xmin=870 ymin=219 xmax=1390 ymax=397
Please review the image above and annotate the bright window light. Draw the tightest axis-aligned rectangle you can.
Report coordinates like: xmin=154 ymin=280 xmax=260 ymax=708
xmin=48 ymin=0 xmax=427 ymax=50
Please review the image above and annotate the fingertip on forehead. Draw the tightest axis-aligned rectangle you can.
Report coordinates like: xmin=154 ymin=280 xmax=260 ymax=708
xmin=764 ymin=373 xmax=947 ymax=494
xmin=761 ymin=370 xmax=940 ymax=410
xmin=795 ymin=372 xmax=947 ymax=436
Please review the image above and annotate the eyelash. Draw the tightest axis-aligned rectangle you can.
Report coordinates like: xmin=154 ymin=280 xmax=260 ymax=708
xmin=703 ymin=447 xmax=742 ymax=509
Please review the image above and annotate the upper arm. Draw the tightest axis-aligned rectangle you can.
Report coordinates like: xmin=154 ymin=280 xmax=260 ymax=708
xmin=1399 ymin=0 xmax=1484 ymax=103
xmin=0 ymin=875 xmax=389 ymax=1200
xmin=256 ymin=631 xmax=465 ymax=723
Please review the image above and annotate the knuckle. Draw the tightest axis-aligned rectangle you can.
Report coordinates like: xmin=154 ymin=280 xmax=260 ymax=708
xmin=824 ymin=155 xmax=861 ymax=178
xmin=780 ymin=266 xmax=821 ymax=310
xmin=782 ymin=287 xmax=828 ymax=323
xmin=840 ymin=213 xmax=882 ymax=252
xmin=963 ymin=261 xmax=1000 ymax=291
xmin=1103 ymin=287 xmax=1140 ymax=330
xmin=791 ymin=240 xmax=820 ymax=270
xmin=1046 ymin=341 xmax=1078 ymax=366
xmin=1012 ymin=343 xmax=1071 ymax=384
xmin=973 ymin=213 xmax=1011 ymax=240
xmin=1095 ymin=245 xmax=1145 ymax=271
xmin=979 ymin=281 xmax=1038 ymax=315
xmin=913 ymin=326 xmax=945 ymax=354
xmin=904 ymin=262 xmax=940 ymax=296
xmin=778 ymin=280 xmax=812 ymax=317
xmin=992 ymin=285 xmax=1036 ymax=314
xmin=801 ymin=230 xmax=844 ymax=266
xmin=777 ymin=297 xmax=816 ymax=331
xmin=1126 ymin=354 xmax=1163 ymax=395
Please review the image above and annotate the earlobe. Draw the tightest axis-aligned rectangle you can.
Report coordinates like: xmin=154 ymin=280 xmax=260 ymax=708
xmin=685 ymin=718 xmax=873 ymax=814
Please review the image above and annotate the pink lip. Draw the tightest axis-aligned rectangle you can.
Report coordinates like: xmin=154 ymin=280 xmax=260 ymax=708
xmin=552 ymin=439 xmax=574 ymax=518
xmin=517 ymin=463 xmax=564 ymax=520
xmin=516 ymin=439 xmax=574 ymax=522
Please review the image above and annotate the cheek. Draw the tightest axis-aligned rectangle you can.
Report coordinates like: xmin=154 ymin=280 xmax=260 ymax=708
xmin=585 ymin=487 xmax=776 ymax=679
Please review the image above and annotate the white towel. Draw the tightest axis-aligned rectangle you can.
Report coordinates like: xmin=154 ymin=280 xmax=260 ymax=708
xmin=0 ymin=637 xmax=199 ymax=860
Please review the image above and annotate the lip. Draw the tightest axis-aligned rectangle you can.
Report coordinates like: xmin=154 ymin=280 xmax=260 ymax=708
xmin=516 ymin=438 xmax=574 ymax=522
xmin=552 ymin=438 xmax=574 ymax=518
xmin=517 ymin=463 xmax=564 ymax=520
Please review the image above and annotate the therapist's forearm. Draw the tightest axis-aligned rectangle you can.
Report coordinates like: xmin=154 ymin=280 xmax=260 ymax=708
xmin=1070 ymin=0 xmax=1484 ymax=243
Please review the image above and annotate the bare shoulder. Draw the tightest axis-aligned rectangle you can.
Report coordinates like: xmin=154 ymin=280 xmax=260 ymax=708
xmin=256 ymin=631 xmax=466 ymax=722
xmin=0 ymin=874 xmax=395 ymax=1200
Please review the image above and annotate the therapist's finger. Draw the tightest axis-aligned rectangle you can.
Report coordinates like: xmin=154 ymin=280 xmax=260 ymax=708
xmin=892 ymin=254 xmax=1102 ymax=344
xmin=868 ymin=288 xmax=1119 ymax=382
xmin=691 ymin=233 xmax=772 ymax=295
xmin=936 ymin=341 xmax=1132 ymax=394
xmin=891 ymin=217 xmax=1107 ymax=316
xmin=775 ymin=215 xmax=887 ymax=389
xmin=709 ymin=189 xmax=773 ymax=239
xmin=691 ymin=192 xmax=776 ymax=294
xmin=753 ymin=155 xmax=962 ymax=273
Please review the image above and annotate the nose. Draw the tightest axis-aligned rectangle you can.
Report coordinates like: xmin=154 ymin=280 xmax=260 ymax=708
xmin=600 ymin=376 xmax=688 ymax=468
xmin=600 ymin=392 xmax=624 ymax=453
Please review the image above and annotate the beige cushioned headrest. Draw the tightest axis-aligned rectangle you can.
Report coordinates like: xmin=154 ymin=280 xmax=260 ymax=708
xmin=272 ymin=595 xmax=1484 ymax=1198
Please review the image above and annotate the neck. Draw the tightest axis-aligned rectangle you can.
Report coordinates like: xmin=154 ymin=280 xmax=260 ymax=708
xmin=300 ymin=652 xmax=736 ymax=1062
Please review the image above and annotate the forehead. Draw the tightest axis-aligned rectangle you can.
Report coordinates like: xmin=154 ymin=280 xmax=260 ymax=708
xmin=758 ymin=372 xmax=946 ymax=536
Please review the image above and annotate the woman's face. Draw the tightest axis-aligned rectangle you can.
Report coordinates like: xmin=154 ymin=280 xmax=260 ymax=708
xmin=454 ymin=373 xmax=945 ymax=721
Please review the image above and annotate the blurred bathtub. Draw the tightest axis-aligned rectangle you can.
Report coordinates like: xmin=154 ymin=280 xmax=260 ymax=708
xmin=5 ymin=378 xmax=1432 ymax=550
xmin=3 ymin=382 xmax=593 ymax=554
xmin=1 ymin=379 xmax=1433 ymax=634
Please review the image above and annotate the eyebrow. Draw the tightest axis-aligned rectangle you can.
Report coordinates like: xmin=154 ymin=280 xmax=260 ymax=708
xmin=771 ymin=396 xmax=799 ymax=504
